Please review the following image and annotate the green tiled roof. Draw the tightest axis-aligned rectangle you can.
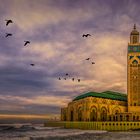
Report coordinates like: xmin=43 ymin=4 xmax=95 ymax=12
xmin=73 ymin=91 xmax=127 ymax=102
xmin=102 ymin=91 xmax=127 ymax=97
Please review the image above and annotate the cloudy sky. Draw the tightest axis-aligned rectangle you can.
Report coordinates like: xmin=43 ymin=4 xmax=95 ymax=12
xmin=0 ymin=0 xmax=139 ymax=118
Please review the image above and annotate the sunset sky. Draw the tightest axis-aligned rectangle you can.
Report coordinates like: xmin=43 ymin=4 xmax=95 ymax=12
xmin=0 ymin=0 xmax=139 ymax=118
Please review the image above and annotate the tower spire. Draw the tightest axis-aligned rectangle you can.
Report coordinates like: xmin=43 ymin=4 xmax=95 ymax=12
xmin=130 ymin=24 xmax=139 ymax=44
xmin=134 ymin=24 xmax=136 ymax=30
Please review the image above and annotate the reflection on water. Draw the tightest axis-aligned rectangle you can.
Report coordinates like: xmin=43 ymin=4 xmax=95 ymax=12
xmin=0 ymin=124 xmax=140 ymax=140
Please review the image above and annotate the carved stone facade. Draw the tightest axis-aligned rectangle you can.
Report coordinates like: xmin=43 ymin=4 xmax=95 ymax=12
xmin=128 ymin=24 xmax=140 ymax=113
xmin=61 ymin=94 xmax=128 ymax=122
xmin=61 ymin=25 xmax=140 ymax=122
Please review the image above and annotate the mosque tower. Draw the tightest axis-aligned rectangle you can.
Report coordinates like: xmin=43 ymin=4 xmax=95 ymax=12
xmin=128 ymin=24 xmax=140 ymax=113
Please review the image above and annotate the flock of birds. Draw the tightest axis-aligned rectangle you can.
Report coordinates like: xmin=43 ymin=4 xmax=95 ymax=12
xmin=5 ymin=19 xmax=33 ymax=66
xmin=58 ymin=73 xmax=81 ymax=82
xmin=58 ymin=56 xmax=95 ymax=83
xmin=58 ymin=39 xmax=95 ymax=83
xmin=4 ymin=19 xmax=95 ymax=83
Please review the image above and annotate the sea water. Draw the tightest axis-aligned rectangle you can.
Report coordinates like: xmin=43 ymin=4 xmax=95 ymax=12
xmin=0 ymin=124 xmax=140 ymax=140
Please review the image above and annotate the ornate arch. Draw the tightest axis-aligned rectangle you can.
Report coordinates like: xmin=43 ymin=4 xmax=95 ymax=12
xmin=77 ymin=107 xmax=82 ymax=121
xmin=90 ymin=106 xmax=97 ymax=121
xmin=112 ymin=107 xmax=121 ymax=115
xmin=70 ymin=107 xmax=74 ymax=121
xmin=100 ymin=107 xmax=107 ymax=121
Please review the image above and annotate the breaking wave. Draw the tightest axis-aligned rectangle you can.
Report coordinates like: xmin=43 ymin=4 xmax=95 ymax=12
xmin=1 ymin=124 xmax=140 ymax=140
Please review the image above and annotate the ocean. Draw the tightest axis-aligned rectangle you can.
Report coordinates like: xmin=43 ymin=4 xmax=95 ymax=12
xmin=0 ymin=124 xmax=140 ymax=140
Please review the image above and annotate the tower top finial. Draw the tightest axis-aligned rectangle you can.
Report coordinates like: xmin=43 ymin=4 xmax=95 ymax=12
xmin=130 ymin=24 xmax=139 ymax=44
xmin=134 ymin=24 xmax=136 ymax=29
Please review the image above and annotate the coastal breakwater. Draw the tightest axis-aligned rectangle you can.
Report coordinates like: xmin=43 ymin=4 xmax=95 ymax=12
xmin=44 ymin=121 xmax=140 ymax=131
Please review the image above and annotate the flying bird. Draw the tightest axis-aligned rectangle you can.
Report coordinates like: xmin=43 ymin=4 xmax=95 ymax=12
xmin=5 ymin=33 xmax=12 ymax=37
xmin=5 ymin=19 xmax=13 ymax=26
xmin=82 ymin=34 xmax=91 ymax=37
xmin=66 ymin=73 xmax=68 ymax=76
xmin=86 ymin=58 xmax=90 ymax=60
xmin=30 ymin=64 xmax=35 ymax=66
xmin=92 ymin=62 xmax=95 ymax=64
xmin=24 ymin=41 xmax=30 ymax=46
xmin=58 ymin=77 xmax=61 ymax=80
xmin=78 ymin=79 xmax=80 ymax=82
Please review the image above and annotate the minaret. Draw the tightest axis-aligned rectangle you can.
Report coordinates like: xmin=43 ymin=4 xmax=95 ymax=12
xmin=130 ymin=24 xmax=139 ymax=44
xmin=128 ymin=24 xmax=140 ymax=112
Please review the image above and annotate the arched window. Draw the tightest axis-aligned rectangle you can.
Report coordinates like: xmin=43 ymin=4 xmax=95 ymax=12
xmin=90 ymin=106 xmax=97 ymax=121
xmin=133 ymin=116 xmax=135 ymax=121
xmin=126 ymin=115 xmax=129 ymax=121
xmin=78 ymin=107 xmax=82 ymax=121
xmin=133 ymin=36 xmax=137 ymax=44
xmin=137 ymin=116 xmax=139 ymax=121
xmin=120 ymin=115 xmax=123 ymax=121
xmin=116 ymin=116 xmax=118 ymax=121
xmin=113 ymin=107 xmax=121 ymax=115
xmin=113 ymin=116 xmax=115 ymax=121
xmin=115 ymin=110 xmax=119 ymax=114
xmin=109 ymin=116 xmax=111 ymax=121
xmin=101 ymin=107 xmax=107 ymax=121
xmin=70 ymin=110 xmax=74 ymax=121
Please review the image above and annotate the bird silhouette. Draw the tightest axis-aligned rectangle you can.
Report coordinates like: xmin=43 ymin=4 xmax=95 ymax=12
xmin=86 ymin=58 xmax=90 ymax=60
xmin=30 ymin=64 xmax=35 ymax=66
xmin=72 ymin=78 xmax=74 ymax=81
xmin=78 ymin=79 xmax=80 ymax=82
xmin=5 ymin=33 xmax=12 ymax=37
xmin=58 ymin=77 xmax=61 ymax=80
xmin=82 ymin=34 xmax=91 ymax=37
xmin=66 ymin=73 xmax=68 ymax=76
xmin=5 ymin=19 xmax=13 ymax=26
xmin=24 ymin=41 xmax=30 ymax=46
xmin=92 ymin=62 xmax=95 ymax=64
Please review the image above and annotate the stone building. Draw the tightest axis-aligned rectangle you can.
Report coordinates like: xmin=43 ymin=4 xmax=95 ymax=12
xmin=61 ymin=25 xmax=140 ymax=122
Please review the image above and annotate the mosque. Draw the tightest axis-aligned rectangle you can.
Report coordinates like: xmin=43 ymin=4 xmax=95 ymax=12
xmin=61 ymin=25 xmax=140 ymax=122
